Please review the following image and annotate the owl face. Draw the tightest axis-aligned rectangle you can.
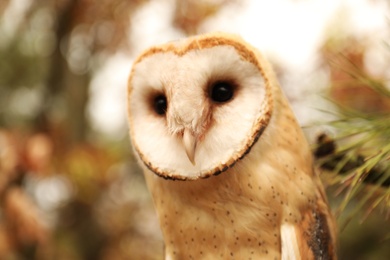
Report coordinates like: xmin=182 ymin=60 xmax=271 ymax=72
xmin=128 ymin=34 xmax=273 ymax=180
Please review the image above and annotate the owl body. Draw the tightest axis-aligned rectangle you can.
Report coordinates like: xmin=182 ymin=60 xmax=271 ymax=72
xmin=128 ymin=33 xmax=336 ymax=259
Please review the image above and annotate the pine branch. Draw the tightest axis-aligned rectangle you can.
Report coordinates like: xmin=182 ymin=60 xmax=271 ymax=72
xmin=315 ymin=133 xmax=390 ymax=188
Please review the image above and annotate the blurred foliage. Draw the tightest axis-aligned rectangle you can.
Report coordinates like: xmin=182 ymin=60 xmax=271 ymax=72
xmin=0 ymin=0 xmax=150 ymax=141
xmin=173 ymin=0 xmax=240 ymax=34
xmin=314 ymin=36 xmax=390 ymax=257
xmin=316 ymin=37 xmax=390 ymax=215
xmin=0 ymin=0 xmax=389 ymax=259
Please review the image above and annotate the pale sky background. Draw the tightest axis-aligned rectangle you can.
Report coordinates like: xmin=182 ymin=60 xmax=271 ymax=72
xmin=88 ymin=0 xmax=389 ymax=137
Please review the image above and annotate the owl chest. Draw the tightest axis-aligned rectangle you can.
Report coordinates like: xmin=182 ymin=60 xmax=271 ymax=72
xmin=152 ymin=175 xmax=311 ymax=260
xmin=159 ymin=197 xmax=282 ymax=259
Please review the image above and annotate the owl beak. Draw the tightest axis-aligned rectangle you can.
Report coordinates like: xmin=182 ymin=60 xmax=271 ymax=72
xmin=183 ymin=129 xmax=197 ymax=165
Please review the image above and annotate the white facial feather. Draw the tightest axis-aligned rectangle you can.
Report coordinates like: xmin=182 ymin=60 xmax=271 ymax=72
xmin=130 ymin=45 xmax=268 ymax=178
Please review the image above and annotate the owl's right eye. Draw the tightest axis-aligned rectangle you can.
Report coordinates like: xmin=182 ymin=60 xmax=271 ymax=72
xmin=153 ymin=95 xmax=167 ymax=115
xmin=210 ymin=81 xmax=234 ymax=103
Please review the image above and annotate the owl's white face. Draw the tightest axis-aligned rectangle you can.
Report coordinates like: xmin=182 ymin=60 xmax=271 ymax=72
xmin=128 ymin=35 xmax=272 ymax=180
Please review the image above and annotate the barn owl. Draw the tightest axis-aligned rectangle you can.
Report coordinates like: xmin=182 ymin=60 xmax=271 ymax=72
xmin=127 ymin=33 xmax=337 ymax=259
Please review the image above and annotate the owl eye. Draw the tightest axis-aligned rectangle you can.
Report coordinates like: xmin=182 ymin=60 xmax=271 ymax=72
xmin=153 ymin=95 xmax=167 ymax=115
xmin=210 ymin=81 xmax=234 ymax=103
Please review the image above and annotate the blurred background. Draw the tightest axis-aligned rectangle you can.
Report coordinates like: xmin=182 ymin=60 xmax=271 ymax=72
xmin=0 ymin=0 xmax=389 ymax=259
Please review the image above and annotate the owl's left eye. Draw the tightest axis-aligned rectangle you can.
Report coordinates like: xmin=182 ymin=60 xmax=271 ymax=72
xmin=153 ymin=95 xmax=167 ymax=115
xmin=210 ymin=81 xmax=234 ymax=103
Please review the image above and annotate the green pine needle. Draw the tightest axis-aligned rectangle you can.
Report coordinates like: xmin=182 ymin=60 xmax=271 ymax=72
xmin=313 ymin=91 xmax=390 ymax=225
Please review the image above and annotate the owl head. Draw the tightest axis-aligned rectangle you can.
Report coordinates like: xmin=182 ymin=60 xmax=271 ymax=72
xmin=128 ymin=33 xmax=276 ymax=180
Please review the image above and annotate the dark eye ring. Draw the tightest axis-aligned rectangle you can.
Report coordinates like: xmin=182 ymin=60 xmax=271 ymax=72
xmin=153 ymin=95 xmax=167 ymax=115
xmin=210 ymin=81 xmax=234 ymax=103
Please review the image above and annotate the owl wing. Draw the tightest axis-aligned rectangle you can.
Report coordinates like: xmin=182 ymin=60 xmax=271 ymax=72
xmin=280 ymin=197 xmax=336 ymax=260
